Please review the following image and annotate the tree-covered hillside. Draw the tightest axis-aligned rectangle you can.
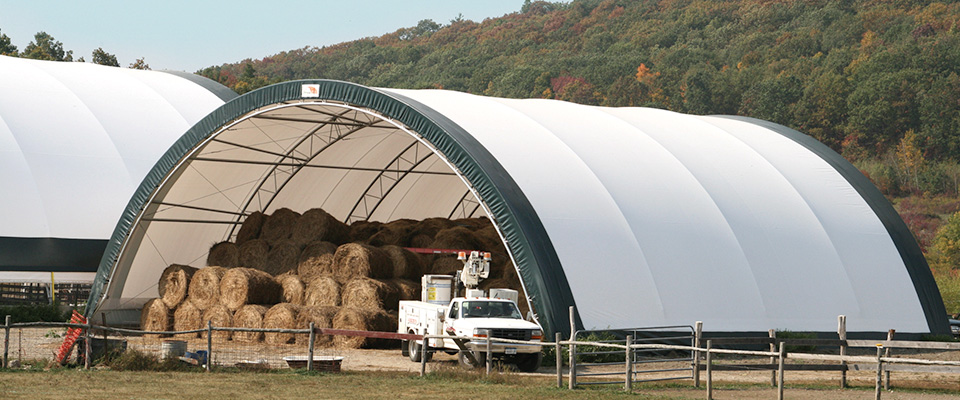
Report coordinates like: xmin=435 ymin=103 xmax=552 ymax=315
xmin=201 ymin=0 xmax=960 ymax=164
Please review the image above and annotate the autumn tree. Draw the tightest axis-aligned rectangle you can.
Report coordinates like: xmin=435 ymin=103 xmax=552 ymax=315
xmin=128 ymin=57 xmax=150 ymax=70
xmin=896 ymin=130 xmax=926 ymax=194
xmin=21 ymin=32 xmax=73 ymax=61
xmin=91 ymin=47 xmax=119 ymax=66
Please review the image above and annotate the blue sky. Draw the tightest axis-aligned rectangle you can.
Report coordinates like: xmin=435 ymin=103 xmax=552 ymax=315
xmin=0 ymin=1 xmax=523 ymax=72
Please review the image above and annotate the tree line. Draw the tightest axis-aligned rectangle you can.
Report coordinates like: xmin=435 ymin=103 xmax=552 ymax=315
xmin=0 ymin=29 xmax=149 ymax=69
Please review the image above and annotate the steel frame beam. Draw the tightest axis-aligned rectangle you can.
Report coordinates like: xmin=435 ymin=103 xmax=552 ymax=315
xmin=346 ymin=140 xmax=436 ymax=223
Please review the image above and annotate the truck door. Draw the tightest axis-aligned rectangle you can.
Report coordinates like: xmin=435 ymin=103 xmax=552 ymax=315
xmin=444 ymin=301 xmax=459 ymax=335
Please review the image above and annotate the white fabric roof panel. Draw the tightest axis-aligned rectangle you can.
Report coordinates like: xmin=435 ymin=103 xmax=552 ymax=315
xmin=0 ymin=55 xmax=232 ymax=241
xmin=90 ymin=81 xmax=943 ymax=335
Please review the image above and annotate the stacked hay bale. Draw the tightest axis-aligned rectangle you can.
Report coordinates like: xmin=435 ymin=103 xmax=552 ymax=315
xmin=158 ymin=264 xmax=197 ymax=309
xmin=220 ymin=268 xmax=282 ymax=311
xmin=275 ymin=273 xmax=305 ymax=306
xmin=263 ymin=303 xmax=301 ymax=345
xmin=140 ymin=298 xmax=172 ymax=337
xmin=233 ymin=304 xmax=269 ymax=343
xmin=140 ymin=207 xmax=527 ymax=346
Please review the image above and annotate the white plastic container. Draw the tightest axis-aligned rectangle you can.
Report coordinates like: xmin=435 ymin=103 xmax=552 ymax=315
xmin=421 ymin=274 xmax=454 ymax=304
xmin=489 ymin=288 xmax=519 ymax=304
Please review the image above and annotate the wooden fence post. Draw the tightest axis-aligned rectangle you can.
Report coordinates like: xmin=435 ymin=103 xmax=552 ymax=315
xmin=884 ymin=329 xmax=894 ymax=390
xmin=625 ymin=335 xmax=633 ymax=392
xmin=694 ymin=321 xmax=702 ymax=388
xmin=420 ymin=336 xmax=428 ymax=377
xmin=3 ymin=315 xmax=10 ymax=369
xmin=206 ymin=320 xmax=212 ymax=372
xmin=777 ymin=342 xmax=786 ymax=400
xmin=838 ymin=315 xmax=847 ymax=388
xmin=83 ymin=323 xmax=91 ymax=369
xmin=875 ymin=344 xmax=883 ymax=400
xmin=486 ymin=336 xmax=492 ymax=375
xmin=706 ymin=340 xmax=713 ymax=400
xmin=555 ymin=332 xmax=562 ymax=388
xmin=308 ymin=322 xmax=315 ymax=371
xmin=769 ymin=329 xmax=777 ymax=387
xmin=568 ymin=306 xmax=576 ymax=390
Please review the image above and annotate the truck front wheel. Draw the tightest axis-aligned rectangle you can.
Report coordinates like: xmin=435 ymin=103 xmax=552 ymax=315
xmin=513 ymin=352 xmax=542 ymax=373
xmin=457 ymin=350 xmax=487 ymax=370
xmin=408 ymin=339 xmax=432 ymax=362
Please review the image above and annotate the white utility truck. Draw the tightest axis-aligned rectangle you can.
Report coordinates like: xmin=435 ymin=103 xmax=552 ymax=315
xmin=398 ymin=251 xmax=543 ymax=372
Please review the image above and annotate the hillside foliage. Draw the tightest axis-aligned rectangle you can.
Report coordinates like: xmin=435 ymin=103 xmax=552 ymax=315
xmin=201 ymin=0 xmax=960 ymax=164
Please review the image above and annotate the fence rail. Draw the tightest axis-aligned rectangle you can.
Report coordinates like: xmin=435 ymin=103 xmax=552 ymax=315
xmin=4 ymin=312 xmax=960 ymax=400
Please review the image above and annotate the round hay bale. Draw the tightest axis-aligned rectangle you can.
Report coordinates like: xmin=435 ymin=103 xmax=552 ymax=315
xmin=239 ymin=239 xmax=269 ymax=271
xmin=303 ymin=275 xmax=341 ymax=307
xmin=348 ymin=220 xmax=383 ymax=242
xmin=332 ymin=307 xmax=396 ymax=349
xmin=263 ymin=303 xmax=301 ymax=345
xmin=236 ymin=211 xmax=266 ymax=245
xmin=158 ymin=264 xmax=198 ymax=309
xmin=186 ymin=266 xmax=228 ymax=311
xmin=291 ymin=208 xmax=350 ymax=246
xmin=202 ymin=304 xmax=233 ymax=340
xmin=474 ymin=225 xmax=506 ymax=252
xmin=389 ymin=279 xmax=421 ymax=301
xmin=452 ymin=217 xmax=489 ymax=230
xmin=232 ymin=304 xmax=269 ymax=342
xmin=140 ymin=298 xmax=172 ymax=336
xmin=381 ymin=245 xmax=423 ymax=280
xmin=430 ymin=226 xmax=486 ymax=251
xmin=220 ymin=268 xmax=283 ymax=311
xmin=294 ymin=306 xmax=339 ymax=346
xmin=430 ymin=256 xmax=464 ymax=275
xmin=332 ymin=243 xmax=393 ymax=283
xmin=264 ymin=240 xmax=301 ymax=276
xmin=173 ymin=300 xmax=202 ymax=338
xmin=367 ymin=219 xmax=417 ymax=246
xmin=298 ymin=241 xmax=337 ymax=281
xmin=261 ymin=208 xmax=301 ymax=246
xmin=341 ymin=277 xmax=400 ymax=311
xmin=275 ymin=273 xmax=305 ymax=305
xmin=207 ymin=241 xmax=240 ymax=269
xmin=409 ymin=233 xmax=434 ymax=248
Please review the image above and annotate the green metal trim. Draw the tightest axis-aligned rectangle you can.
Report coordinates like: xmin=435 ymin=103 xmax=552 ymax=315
xmin=717 ymin=115 xmax=949 ymax=335
xmin=0 ymin=237 xmax=106 ymax=272
xmin=87 ymin=80 xmax=579 ymax=336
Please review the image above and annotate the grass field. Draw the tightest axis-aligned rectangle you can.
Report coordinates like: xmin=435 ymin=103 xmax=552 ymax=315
xmin=2 ymin=366 xmax=960 ymax=400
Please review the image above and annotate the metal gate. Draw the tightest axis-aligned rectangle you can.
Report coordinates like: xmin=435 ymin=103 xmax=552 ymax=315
xmin=570 ymin=325 xmax=695 ymax=387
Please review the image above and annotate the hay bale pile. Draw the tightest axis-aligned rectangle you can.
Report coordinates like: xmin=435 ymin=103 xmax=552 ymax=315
xmin=140 ymin=207 xmax=526 ymax=347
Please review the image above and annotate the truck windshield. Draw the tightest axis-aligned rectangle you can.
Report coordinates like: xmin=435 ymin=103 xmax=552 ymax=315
xmin=462 ymin=301 xmax=522 ymax=319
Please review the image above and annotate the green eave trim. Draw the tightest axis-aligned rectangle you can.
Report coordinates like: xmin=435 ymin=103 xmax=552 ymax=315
xmin=87 ymin=80 xmax=580 ymax=337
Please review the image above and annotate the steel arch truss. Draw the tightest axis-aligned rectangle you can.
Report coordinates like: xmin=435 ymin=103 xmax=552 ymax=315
xmin=346 ymin=140 xmax=437 ymax=223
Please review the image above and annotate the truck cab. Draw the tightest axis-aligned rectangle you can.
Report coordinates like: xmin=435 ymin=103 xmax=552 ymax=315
xmin=400 ymin=295 xmax=543 ymax=372
xmin=397 ymin=251 xmax=544 ymax=372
